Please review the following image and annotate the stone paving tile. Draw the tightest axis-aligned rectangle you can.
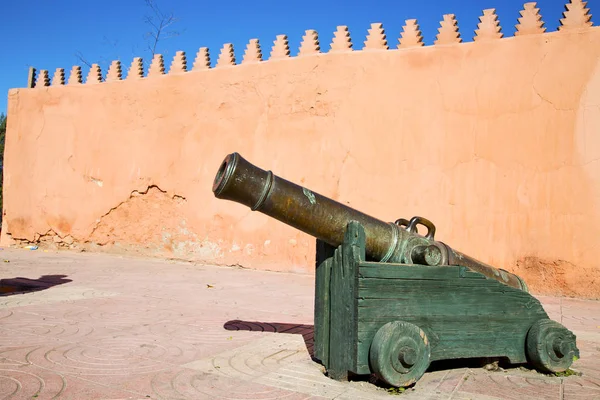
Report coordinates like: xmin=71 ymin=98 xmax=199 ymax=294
xmin=0 ymin=312 xmax=122 ymax=342
xmin=563 ymin=382 xmax=600 ymax=400
xmin=0 ymin=358 xmax=147 ymax=400
xmin=0 ymin=325 xmax=67 ymax=349
xmin=0 ymin=285 xmax=120 ymax=309
xmin=406 ymin=368 xmax=470 ymax=396
xmin=0 ymin=248 xmax=599 ymax=399
xmin=457 ymin=371 xmax=562 ymax=400
xmin=151 ymin=368 xmax=327 ymax=399
xmin=568 ymin=340 xmax=600 ymax=391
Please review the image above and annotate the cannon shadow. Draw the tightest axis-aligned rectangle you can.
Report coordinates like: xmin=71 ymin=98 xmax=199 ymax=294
xmin=223 ymin=320 xmax=314 ymax=358
xmin=0 ymin=274 xmax=72 ymax=296
xmin=221 ymin=319 xmax=525 ymax=390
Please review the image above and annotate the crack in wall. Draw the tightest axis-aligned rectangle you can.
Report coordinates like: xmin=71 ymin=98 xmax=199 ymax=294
xmin=87 ymin=185 xmax=187 ymax=240
xmin=7 ymin=228 xmax=76 ymax=248
xmin=532 ymin=50 xmax=576 ymax=112
xmin=6 ymin=185 xmax=188 ymax=249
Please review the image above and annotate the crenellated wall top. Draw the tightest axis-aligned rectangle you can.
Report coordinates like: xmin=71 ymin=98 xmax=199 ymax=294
xmin=26 ymin=1 xmax=595 ymax=88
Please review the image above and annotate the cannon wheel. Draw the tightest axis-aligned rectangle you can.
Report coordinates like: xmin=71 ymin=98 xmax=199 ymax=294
xmin=369 ymin=321 xmax=431 ymax=388
xmin=526 ymin=319 xmax=579 ymax=374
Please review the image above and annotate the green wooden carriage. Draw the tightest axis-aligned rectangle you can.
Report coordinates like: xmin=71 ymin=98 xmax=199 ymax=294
xmin=211 ymin=152 xmax=580 ymax=389
xmin=313 ymin=221 xmax=580 ymax=388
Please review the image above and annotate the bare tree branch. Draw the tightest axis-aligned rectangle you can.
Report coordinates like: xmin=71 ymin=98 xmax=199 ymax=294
xmin=74 ymin=51 xmax=92 ymax=68
xmin=143 ymin=16 xmax=160 ymax=32
xmin=143 ymin=0 xmax=181 ymax=58
xmin=72 ymin=0 xmax=184 ymax=71
xmin=101 ymin=35 xmax=119 ymax=49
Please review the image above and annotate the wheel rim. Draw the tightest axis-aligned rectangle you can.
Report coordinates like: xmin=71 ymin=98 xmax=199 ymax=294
xmin=369 ymin=321 xmax=431 ymax=387
xmin=526 ymin=319 xmax=579 ymax=373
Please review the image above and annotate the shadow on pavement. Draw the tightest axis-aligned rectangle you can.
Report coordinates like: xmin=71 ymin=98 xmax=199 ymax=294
xmin=0 ymin=274 xmax=72 ymax=296
xmin=224 ymin=319 xmax=314 ymax=357
xmin=222 ymin=320 xmax=524 ymax=377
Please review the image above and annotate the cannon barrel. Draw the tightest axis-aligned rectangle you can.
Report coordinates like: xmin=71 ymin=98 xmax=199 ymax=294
xmin=212 ymin=152 xmax=528 ymax=291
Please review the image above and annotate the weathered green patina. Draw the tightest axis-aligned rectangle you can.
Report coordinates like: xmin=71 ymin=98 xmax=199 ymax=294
xmin=314 ymin=221 xmax=579 ymax=387
xmin=212 ymin=152 xmax=580 ymax=388
xmin=212 ymin=152 xmax=527 ymax=291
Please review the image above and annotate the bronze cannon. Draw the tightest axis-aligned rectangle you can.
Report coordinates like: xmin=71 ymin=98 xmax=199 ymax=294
xmin=212 ymin=152 xmax=578 ymax=388
xmin=212 ymin=152 xmax=527 ymax=291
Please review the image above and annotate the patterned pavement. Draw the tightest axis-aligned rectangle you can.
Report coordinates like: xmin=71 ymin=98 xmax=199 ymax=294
xmin=0 ymin=248 xmax=598 ymax=399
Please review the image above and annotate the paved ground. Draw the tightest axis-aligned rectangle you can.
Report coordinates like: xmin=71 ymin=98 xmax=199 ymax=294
xmin=0 ymin=248 xmax=599 ymax=400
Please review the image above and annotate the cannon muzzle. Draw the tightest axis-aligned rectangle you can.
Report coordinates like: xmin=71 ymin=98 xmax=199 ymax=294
xmin=213 ymin=152 xmax=528 ymax=291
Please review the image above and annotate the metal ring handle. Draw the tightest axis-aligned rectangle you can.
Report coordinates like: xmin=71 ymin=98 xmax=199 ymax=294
xmin=406 ymin=216 xmax=436 ymax=240
xmin=394 ymin=218 xmax=418 ymax=234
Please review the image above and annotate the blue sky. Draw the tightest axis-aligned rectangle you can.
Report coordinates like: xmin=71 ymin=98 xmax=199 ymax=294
xmin=0 ymin=0 xmax=591 ymax=114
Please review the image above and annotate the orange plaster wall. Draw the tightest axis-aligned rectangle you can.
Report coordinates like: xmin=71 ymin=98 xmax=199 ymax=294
xmin=2 ymin=28 xmax=600 ymax=298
